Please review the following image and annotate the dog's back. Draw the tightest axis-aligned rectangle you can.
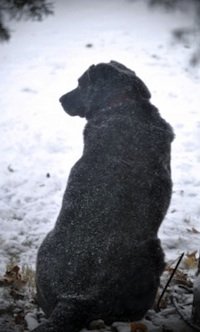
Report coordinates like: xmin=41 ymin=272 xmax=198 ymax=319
xmin=34 ymin=61 xmax=174 ymax=332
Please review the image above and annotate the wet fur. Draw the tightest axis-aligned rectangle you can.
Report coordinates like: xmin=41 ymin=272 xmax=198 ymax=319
xmin=33 ymin=61 xmax=174 ymax=332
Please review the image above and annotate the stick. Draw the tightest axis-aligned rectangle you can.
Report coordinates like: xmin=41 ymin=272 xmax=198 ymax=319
xmin=156 ymin=252 xmax=184 ymax=312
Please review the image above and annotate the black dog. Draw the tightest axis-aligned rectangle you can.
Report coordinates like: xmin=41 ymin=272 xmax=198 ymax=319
xmin=33 ymin=61 xmax=174 ymax=332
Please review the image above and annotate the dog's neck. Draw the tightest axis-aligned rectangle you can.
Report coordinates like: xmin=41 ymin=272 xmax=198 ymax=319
xmin=100 ymin=95 xmax=134 ymax=113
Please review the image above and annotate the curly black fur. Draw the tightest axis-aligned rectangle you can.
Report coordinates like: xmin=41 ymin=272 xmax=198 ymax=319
xmin=33 ymin=61 xmax=174 ymax=332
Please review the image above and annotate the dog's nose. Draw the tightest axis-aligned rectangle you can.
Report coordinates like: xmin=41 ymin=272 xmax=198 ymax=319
xmin=59 ymin=95 xmax=64 ymax=103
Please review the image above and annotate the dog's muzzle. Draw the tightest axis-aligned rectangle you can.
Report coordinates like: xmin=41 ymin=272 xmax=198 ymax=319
xmin=59 ymin=88 xmax=85 ymax=117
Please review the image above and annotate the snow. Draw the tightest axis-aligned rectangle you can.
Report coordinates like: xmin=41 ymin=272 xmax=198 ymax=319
xmin=0 ymin=0 xmax=200 ymax=330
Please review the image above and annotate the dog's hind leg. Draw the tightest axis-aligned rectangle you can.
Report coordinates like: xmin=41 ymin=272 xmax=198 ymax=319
xmin=32 ymin=297 xmax=89 ymax=332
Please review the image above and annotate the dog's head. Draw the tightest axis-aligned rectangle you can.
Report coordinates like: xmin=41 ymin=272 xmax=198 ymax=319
xmin=59 ymin=61 xmax=151 ymax=119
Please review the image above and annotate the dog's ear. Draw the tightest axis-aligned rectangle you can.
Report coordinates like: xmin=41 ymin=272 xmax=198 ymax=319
xmin=110 ymin=60 xmax=136 ymax=75
xmin=131 ymin=76 xmax=151 ymax=100
xmin=110 ymin=60 xmax=151 ymax=100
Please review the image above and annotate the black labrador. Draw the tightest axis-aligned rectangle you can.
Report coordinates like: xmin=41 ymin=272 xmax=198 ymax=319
xmin=33 ymin=61 xmax=174 ymax=332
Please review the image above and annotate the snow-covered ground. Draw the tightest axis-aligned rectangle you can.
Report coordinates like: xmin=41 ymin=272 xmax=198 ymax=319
xmin=0 ymin=0 xmax=200 ymax=330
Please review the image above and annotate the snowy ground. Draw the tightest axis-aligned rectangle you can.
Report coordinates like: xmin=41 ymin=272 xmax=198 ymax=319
xmin=0 ymin=0 xmax=200 ymax=331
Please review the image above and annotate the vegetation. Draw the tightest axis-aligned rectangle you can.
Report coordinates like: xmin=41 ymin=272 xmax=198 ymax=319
xmin=0 ymin=0 xmax=53 ymax=41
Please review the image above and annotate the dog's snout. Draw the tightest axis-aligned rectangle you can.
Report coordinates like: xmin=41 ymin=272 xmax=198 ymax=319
xmin=59 ymin=95 xmax=65 ymax=103
xmin=59 ymin=88 xmax=85 ymax=118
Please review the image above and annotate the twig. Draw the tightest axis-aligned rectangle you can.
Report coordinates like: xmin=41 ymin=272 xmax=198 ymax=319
xmin=178 ymin=284 xmax=193 ymax=293
xmin=156 ymin=252 xmax=184 ymax=312
xmin=171 ymin=295 xmax=200 ymax=331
